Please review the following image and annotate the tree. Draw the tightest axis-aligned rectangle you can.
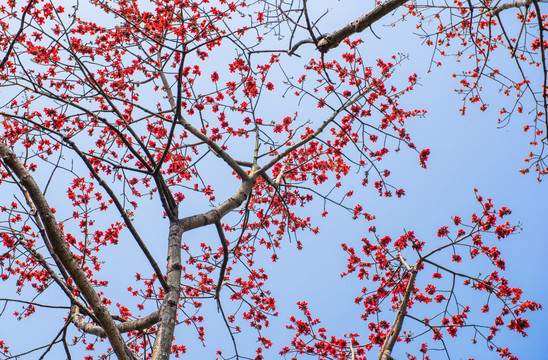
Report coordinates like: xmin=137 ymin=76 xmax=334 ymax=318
xmin=0 ymin=0 xmax=544 ymax=359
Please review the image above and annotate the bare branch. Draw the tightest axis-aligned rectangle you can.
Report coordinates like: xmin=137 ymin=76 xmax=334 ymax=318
xmin=490 ymin=0 xmax=535 ymax=16
xmin=150 ymin=220 xmax=184 ymax=360
xmin=214 ymin=220 xmax=229 ymax=302
xmin=71 ymin=306 xmax=160 ymax=338
xmin=0 ymin=298 xmax=70 ymax=310
xmin=180 ymin=176 xmax=256 ymax=231
xmin=317 ymin=0 xmax=409 ymax=53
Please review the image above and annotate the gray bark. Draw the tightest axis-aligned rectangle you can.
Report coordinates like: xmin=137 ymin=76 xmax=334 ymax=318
xmin=150 ymin=220 xmax=184 ymax=360
xmin=378 ymin=268 xmax=418 ymax=360
xmin=72 ymin=306 xmax=161 ymax=337
xmin=317 ymin=0 xmax=409 ymax=53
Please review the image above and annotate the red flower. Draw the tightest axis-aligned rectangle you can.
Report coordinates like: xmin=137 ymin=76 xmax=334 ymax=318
xmin=425 ymin=284 xmax=436 ymax=295
xmin=419 ymin=148 xmax=431 ymax=168
xmin=437 ymin=226 xmax=449 ymax=237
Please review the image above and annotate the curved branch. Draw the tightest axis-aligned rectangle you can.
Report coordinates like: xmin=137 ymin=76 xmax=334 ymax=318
xmin=71 ymin=306 xmax=160 ymax=338
xmin=180 ymin=176 xmax=256 ymax=231
xmin=0 ymin=298 xmax=70 ymax=310
xmin=214 ymin=220 xmax=229 ymax=301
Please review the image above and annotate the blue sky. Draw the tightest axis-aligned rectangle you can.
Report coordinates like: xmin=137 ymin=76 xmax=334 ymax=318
xmin=1 ymin=0 xmax=546 ymax=359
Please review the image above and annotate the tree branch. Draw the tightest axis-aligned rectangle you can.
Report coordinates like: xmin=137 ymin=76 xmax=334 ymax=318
xmin=214 ymin=220 xmax=229 ymax=302
xmin=379 ymin=262 xmax=419 ymax=360
xmin=316 ymin=0 xmax=409 ymax=53
xmin=71 ymin=306 xmax=160 ymax=338
xmin=256 ymin=95 xmax=362 ymax=176
xmin=490 ymin=0 xmax=535 ymax=16
xmin=157 ymin=54 xmax=250 ymax=182
xmin=25 ymin=247 xmax=96 ymax=320
xmin=0 ymin=0 xmax=35 ymax=71
xmin=61 ymin=136 xmax=169 ymax=291
xmin=180 ymin=176 xmax=256 ymax=231
xmin=0 ymin=143 xmax=136 ymax=360
xmin=150 ymin=220 xmax=184 ymax=360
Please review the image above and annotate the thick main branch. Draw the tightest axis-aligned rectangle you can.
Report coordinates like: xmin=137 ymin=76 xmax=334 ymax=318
xmin=0 ymin=143 xmax=135 ymax=360
xmin=316 ymin=0 xmax=409 ymax=53
xmin=180 ymin=177 xmax=256 ymax=231
xmin=490 ymin=0 xmax=535 ymax=16
xmin=150 ymin=220 xmax=184 ymax=360
xmin=379 ymin=264 xmax=418 ymax=360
